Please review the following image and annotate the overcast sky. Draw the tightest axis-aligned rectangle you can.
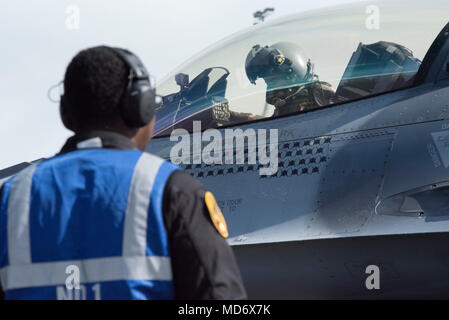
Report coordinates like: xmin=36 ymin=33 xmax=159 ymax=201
xmin=0 ymin=0 xmax=369 ymax=170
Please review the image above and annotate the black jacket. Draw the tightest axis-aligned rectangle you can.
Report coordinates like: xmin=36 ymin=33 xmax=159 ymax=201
xmin=0 ymin=131 xmax=247 ymax=300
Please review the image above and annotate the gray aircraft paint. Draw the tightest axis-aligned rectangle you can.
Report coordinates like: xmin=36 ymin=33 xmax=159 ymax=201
xmin=146 ymin=82 xmax=449 ymax=244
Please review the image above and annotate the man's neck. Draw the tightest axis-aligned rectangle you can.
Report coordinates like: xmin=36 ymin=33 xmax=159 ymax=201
xmin=59 ymin=130 xmax=138 ymax=155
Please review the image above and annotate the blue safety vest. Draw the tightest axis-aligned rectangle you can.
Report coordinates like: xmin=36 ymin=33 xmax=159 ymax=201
xmin=0 ymin=149 xmax=178 ymax=300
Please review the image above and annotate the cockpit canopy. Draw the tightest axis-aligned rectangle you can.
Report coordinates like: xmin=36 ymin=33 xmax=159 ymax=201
xmin=154 ymin=0 xmax=449 ymax=137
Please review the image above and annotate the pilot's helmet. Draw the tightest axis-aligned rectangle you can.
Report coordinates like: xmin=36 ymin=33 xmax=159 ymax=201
xmin=245 ymin=42 xmax=314 ymax=90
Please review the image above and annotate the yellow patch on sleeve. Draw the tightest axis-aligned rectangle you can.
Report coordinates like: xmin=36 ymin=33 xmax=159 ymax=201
xmin=204 ymin=191 xmax=228 ymax=238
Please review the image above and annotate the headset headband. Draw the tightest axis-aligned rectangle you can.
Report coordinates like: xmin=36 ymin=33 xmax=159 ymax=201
xmin=112 ymin=48 xmax=150 ymax=80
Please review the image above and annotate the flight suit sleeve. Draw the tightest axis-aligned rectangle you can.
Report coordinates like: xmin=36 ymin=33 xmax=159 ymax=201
xmin=162 ymin=170 xmax=247 ymax=300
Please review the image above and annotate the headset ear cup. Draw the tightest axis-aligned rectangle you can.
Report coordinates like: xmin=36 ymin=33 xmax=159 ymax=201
xmin=120 ymin=86 xmax=137 ymax=127
xmin=112 ymin=48 xmax=157 ymax=128
xmin=121 ymin=81 xmax=155 ymax=128
xmin=139 ymin=86 xmax=156 ymax=125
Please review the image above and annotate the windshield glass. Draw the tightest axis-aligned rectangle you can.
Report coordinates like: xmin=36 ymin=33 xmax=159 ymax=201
xmin=155 ymin=0 xmax=449 ymax=137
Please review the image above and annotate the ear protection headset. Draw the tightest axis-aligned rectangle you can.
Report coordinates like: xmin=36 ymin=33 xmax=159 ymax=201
xmin=60 ymin=47 xmax=160 ymax=131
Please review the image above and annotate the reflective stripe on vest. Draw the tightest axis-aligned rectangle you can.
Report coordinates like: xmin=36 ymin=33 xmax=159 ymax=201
xmin=0 ymin=152 xmax=175 ymax=297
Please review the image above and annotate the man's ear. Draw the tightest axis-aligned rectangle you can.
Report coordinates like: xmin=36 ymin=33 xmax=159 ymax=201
xmin=132 ymin=116 xmax=155 ymax=151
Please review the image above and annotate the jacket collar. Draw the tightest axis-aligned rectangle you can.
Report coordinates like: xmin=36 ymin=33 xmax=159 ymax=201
xmin=59 ymin=130 xmax=137 ymax=155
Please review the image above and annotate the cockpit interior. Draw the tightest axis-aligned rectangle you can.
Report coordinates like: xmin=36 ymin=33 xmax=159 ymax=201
xmin=153 ymin=1 xmax=447 ymax=137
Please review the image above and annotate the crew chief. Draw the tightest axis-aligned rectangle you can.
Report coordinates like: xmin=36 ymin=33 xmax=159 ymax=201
xmin=0 ymin=46 xmax=247 ymax=300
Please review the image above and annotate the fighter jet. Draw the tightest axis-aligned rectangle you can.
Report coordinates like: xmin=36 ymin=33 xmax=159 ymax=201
xmin=148 ymin=0 xmax=449 ymax=299
xmin=2 ymin=0 xmax=449 ymax=299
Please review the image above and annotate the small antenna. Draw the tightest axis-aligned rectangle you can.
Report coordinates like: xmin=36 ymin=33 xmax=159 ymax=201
xmin=253 ymin=7 xmax=275 ymax=25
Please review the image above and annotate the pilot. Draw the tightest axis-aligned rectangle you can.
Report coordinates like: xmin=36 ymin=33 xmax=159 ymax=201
xmin=245 ymin=42 xmax=335 ymax=117
xmin=0 ymin=46 xmax=246 ymax=300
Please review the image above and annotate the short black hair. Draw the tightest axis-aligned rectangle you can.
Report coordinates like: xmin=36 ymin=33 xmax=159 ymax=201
xmin=63 ymin=45 xmax=129 ymax=130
